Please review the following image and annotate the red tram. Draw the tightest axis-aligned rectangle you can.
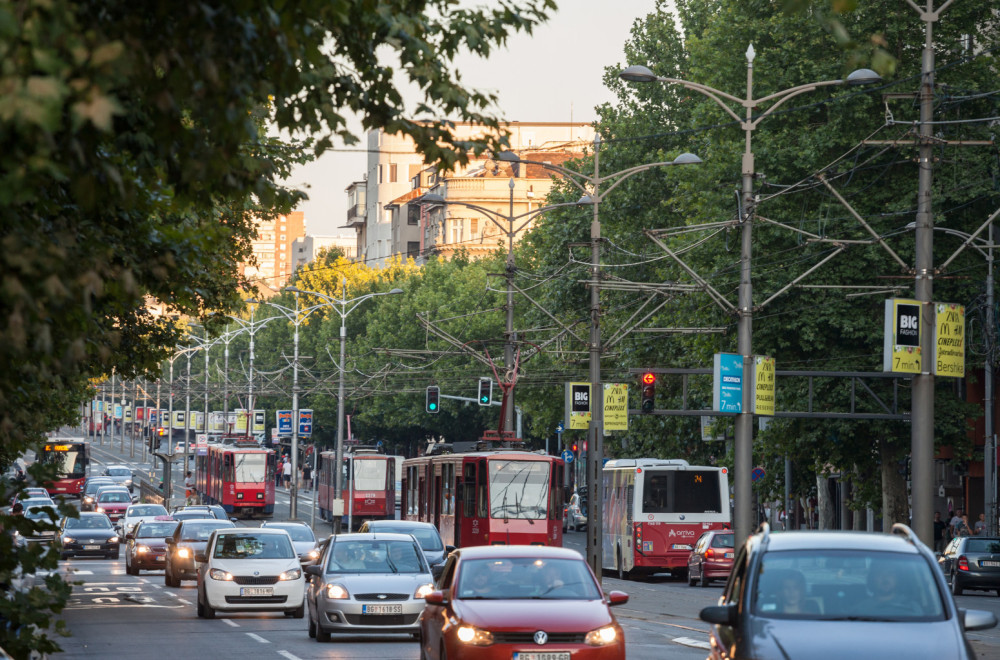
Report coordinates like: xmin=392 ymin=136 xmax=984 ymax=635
xmin=402 ymin=449 xmax=564 ymax=548
xmin=194 ymin=442 xmax=276 ymax=518
xmin=316 ymin=450 xmax=397 ymax=530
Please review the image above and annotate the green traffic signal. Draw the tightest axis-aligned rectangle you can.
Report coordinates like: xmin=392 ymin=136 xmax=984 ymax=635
xmin=426 ymin=386 xmax=440 ymax=413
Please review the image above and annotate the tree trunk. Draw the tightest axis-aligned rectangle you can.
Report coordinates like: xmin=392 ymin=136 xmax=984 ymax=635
xmin=880 ymin=439 xmax=909 ymax=529
xmin=817 ymin=473 xmax=836 ymax=530
xmin=851 ymin=474 xmax=865 ymax=531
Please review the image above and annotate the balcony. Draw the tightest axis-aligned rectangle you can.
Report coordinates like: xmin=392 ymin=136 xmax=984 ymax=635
xmin=345 ymin=204 xmax=366 ymax=227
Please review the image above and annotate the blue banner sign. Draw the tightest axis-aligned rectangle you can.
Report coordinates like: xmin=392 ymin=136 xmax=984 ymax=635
xmin=276 ymin=410 xmax=293 ymax=435
xmin=713 ymin=353 xmax=743 ymax=414
xmin=298 ymin=409 xmax=313 ymax=437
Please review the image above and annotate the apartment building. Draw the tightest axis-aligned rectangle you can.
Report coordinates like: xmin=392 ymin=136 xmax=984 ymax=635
xmin=241 ymin=211 xmax=305 ymax=296
xmin=291 ymin=235 xmax=357 ymax=271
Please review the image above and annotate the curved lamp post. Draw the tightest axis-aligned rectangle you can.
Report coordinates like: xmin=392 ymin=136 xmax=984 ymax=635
xmin=496 ymin=143 xmax=702 ymax=575
xmin=621 ymin=47 xmax=880 ymax=547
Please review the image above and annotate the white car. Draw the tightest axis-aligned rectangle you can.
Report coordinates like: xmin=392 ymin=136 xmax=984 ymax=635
xmin=118 ymin=503 xmax=169 ymax=537
xmin=195 ymin=527 xmax=306 ymax=619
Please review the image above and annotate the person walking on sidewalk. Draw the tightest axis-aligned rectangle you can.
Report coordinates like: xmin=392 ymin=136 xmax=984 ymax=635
xmin=302 ymin=463 xmax=312 ymax=492
xmin=282 ymin=458 xmax=292 ymax=489
xmin=184 ymin=471 xmax=195 ymax=505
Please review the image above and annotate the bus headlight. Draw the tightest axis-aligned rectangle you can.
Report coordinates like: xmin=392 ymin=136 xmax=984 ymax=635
xmin=584 ymin=626 xmax=618 ymax=646
xmin=456 ymin=625 xmax=493 ymax=646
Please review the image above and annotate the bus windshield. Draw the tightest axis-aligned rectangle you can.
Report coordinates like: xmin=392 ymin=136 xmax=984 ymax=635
xmin=353 ymin=459 xmax=387 ymax=491
xmin=489 ymin=460 xmax=549 ymax=520
xmin=38 ymin=444 xmax=86 ymax=478
xmin=234 ymin=453 xmax=267 ymax=483
xmin=642 ymin=470 xmax=722 ymax=515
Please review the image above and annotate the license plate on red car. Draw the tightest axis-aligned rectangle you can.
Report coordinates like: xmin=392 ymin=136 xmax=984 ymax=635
xmin=241 ymin=587 xmax=273 ymax=597
xmin=155 ymin=555 xmax=165 ymax=561
xmin=513 ymin=653 xmax=570 ymax=660
xmin=362 ymin=604 xmax=402 ymax=614
xmin=725 ymin=552 xmax=734 ymax=558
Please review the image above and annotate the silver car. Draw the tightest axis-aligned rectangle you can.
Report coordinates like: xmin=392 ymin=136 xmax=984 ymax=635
xmin=305 ymin=533 xmax=435 ymax=642
xmin=260 ymin=521 xmax=320 ymax=565
xmin=102 ymin=465 xmax=135 ymax=493
xmin=357 ymin=520 xmax=452 ymax=580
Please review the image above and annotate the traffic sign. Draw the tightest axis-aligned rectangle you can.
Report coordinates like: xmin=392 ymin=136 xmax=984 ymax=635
xmin=556 ymin=422 xmax=564 ymax=433
xmin=751 ymin=466 xmax=766 ymax=482
xmin=561 ymin=449 xmax=574 ymax=464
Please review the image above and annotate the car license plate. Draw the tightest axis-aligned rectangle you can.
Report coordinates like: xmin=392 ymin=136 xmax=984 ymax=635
xmin=240 ymin=587 xmax=273 ymax=597
xmin=513 ymin=653 xmax=570 ymax=660
xmin=982 ymin=561 xmax=1000 ymax=567
xmin=362 ymin=604 xmax=403 ymax=615
xmin=84 ymin=545 xmax=100 ymax=550
xmin=725 ymin=552 xmax=734 ymax=558
xmin=155 ymin=555 xmax=165 ymax=561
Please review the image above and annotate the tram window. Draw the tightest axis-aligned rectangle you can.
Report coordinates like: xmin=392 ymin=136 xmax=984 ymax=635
xmin=441 ymin=463 xmax=454 ymax=515
xmin=476 ymin=460 xmax=488 ymax=518
xmin=462 ymin=464 xmax=476 ymax=516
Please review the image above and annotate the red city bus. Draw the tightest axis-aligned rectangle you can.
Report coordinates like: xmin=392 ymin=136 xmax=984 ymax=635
xmin=195 ymin=442 xmax=276 ymax=518
xmin=602 ymin=458 xmax=730 ymax=580
xmin=316 ymin=450 xmax=397 ymax=530
xmin=37 ymin=439 xmax=90 ymax=497
xmin=402 ymin=449 xmax=565 ymax=549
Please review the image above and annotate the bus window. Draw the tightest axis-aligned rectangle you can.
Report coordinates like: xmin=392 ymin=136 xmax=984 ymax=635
xmin=642 ymin=470 xmax=722 ymax=514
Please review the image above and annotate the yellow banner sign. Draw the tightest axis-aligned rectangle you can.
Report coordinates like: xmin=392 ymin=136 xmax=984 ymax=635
xmin=934 ymin=303 xmax=965 ymax=378
xmin=754 ymin=356 xmax=775 ymax=416
xmin=603 ymin=383 xmax=629 ymax=432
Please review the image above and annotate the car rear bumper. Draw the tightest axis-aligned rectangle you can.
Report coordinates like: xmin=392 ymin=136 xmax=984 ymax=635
xmin=955 ymin=570 xmax=1000 ymax=589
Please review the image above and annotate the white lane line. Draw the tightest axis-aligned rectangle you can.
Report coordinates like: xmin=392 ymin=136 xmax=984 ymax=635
xmin=222 ymin=618 xmax=240 ymax=628
xmin=673 ymin=636 xmax=711 ymax=650
xmin=176 ymin=598 xmax=192 ymax=605
xmin=277 ymin=651 xmax=301 ymax=660
xmin=246 ymin=633 xmax=270 ymax=644
xmin=163 ymin=591 xmax=180 ymax=598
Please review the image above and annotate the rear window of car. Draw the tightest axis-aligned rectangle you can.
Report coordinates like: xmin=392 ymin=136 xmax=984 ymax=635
xmin=85 ymin=480 xmax=113 ymax=495
xmin=180 ymin=522 xmax=234 ymax=541
xmin=964 ymin=539 xmax=1000 ymax=553
xmin=369 ymin=525 xmax=443 ymax=551
xmin=711 ymin=534 xmax=734 ymax=549
xmin=753 ymin=550 xmax=946 ymax=621
xmin=98 ymin=492 xmax=130 ymax=503
xmin=213 ymin=533 xmax=295 ymax=559
xmin=266 ymin=525 xmax=315 ymax=543
xmin=127 ymin=505 xmax=167 ymax=517
xmin=107 ymin=468 xmax=130 ymax=477
xmin=137 ymin=522 xmax=178 ymax=538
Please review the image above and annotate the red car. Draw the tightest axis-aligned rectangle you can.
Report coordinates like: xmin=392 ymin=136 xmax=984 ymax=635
xmin=420 ymin=545 xmax=628 ymax=660
xmin=687 ymin=530 xmax=735 ymax=587
xmin=125 ymin=517 xmax=177 ymax=575
xmin=94 ymin=489 xmax=131 ymax=524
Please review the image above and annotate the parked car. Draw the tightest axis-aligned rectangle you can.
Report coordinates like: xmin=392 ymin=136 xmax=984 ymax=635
xmin=699 ymin=524 xmax=997 ymax=659
xmin=195 ymin=527 xmax=306 ymax=619
xmin=563 ymin=492 xmax=587 ymax=532
xmin=306 ymin=533 xmax=435 ymax=641
xmin=164 ymin=519 xmax=236 ymax=586
xmin=419 ymin=545 xmax=628 ymax=660
xmin=125 ymin=517 xmax=178 ymax=575
xmin=260 ymin=521 xmax=320 ymax=566
xmin=938 ymin=535 xmax=1000 ymax=596
xmin=101 ymin=464 xmax=135 ymax=493
xmin=688 ymin=530 xmax=735 ymax=587
xmin=357 ymin=520 xmax=453 ymax=579
xmin=58 ymin=512 xmax=120 ymax=559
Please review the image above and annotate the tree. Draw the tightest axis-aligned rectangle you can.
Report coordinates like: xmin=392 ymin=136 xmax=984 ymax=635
xmin=0 ymin=0 xmax=555 ymax=654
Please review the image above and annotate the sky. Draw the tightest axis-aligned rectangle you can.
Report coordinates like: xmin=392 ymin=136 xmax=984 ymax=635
xmin=285 ymin=0 xmax=666 ymax=237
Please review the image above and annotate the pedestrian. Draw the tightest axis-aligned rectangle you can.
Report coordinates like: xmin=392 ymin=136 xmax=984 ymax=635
xmin=275 ymin=457 xmax=284 ymax=487
xmin=956 ymin=514 xmax=973 ymax=537
xmin=949 ymin=508 xmax=964 ymax=537
xmin=282 ymin=457 xmax=292 ymax=489
xmin=933 ymin=511 xmax=948 ymax=552
xmin=975 ymin=513 xmax=987 ymax=535
xmin=184 ymin=470 xmax=195 ymax=505
xmin=302 ymin=463 xmax=312 ymax=492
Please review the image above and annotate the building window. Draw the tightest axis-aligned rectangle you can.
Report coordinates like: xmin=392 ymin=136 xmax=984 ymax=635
xmin=407 ymin=204 xmax=420 ymax=226
xmin=407 ymin=241 xmax=420 ymax=260
xmin=470 ymin=218 xmax=478 ymax=235
xmin=450 ymin=219 xmax=463 ymax=244
xmin=280 ymin=234 xmax=286 ymax=241
xmin=390 ymin=163 xmax=398 ymax=183
xmin=378 ymin=165 xmax=383 ymax=184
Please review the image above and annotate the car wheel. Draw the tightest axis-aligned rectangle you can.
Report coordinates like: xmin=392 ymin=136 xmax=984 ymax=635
xmin=699 ymin=571 xmax=709 ymax=588
xmin=289 ymin=603 xmax=305 ymax=619
xmin=202 ymin=596 xmax=216 ymax=620
xmin=126 ymin=560 xmax=137 ymax=576
xmin=951 ymin=572 xmax=963 ymax=597
xmin=165 ymin=569 xmax=180 ymax=588
xmin=687 ymin=568 xmax=697 ymax=587
xmin=316 ymin=626 xmax=331 ymax=643
xmin=197 ymin=593 xmax=206 ymax=619
xmin=308 ymin=614 xmax=317 ymax=638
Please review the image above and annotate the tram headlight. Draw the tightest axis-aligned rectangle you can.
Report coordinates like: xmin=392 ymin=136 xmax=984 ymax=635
xmin=237 ymin=492 xmax=244 ymax=500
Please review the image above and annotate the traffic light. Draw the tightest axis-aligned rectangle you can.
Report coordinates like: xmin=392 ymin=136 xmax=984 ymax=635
xmin=478 ymin=378 xmax=492 ymax=406
xmin=571 ymin=442 xmax=578 ymax=453
xmin=640 ymin=372 xmax=656 ymax=413
xmin=426 ymin=386 xmax=440 ymax=413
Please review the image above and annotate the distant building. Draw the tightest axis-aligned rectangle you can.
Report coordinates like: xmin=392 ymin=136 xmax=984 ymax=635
xmin=241 ymin=211 xmax=306 ymax=296
xmin=348 ymin=122 xmax=595 ymax=267
xmin=291 ymin=235 xmax=357 ymax=271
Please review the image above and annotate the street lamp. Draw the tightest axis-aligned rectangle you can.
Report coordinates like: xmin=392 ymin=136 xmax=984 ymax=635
xmin=420 ymin=185 xmax=590 ymax=434
xmin=621 ymin=47 xmax=880 ymax=547
xmin=284 ymin=284 xmax=403 ymax=530
xmin=497 ymin=142 xmax=702 ymax=575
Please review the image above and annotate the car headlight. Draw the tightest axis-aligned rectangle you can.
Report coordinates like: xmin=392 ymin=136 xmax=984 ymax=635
xmin=62 ymin=537 xmax=75 ymax=544
xmin=84 ymin=497 xmax=93 ymax=504
xmin=325 ymin=584 xmax=349 ymax=599
xmin=125 ymin=480 xmax=132 ymax=486
xmin=96 ymin=507 xmax=105 ymax=513
xmin=456 ymin=625 xmax=494 ymax=646
xmin=414 ymin=583 xmax=435 ymax=599
xmin=176 ymin=547 xmax=191 ymax=559
xmin=584 ymin=626 xmax=618 ymax=646
xmin=136 ymin=545 xmax=150 ymax=554
xmin=209 ymin=568 xmax=233 ymax=581
xmin=279 ymin=568 xmax=302 ymax=581
xmin=306 ymin=549 xmax=320 ymax=561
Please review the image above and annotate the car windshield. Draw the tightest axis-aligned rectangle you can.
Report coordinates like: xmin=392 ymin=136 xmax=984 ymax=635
xmin=267 ymin=525 xmax=315 ymax=543
xmin=85 ymin=481 xmax=113 ymax=495
xmin=67 ymin=516 xmax=112 ymax=530
xmin=107 ymin=468 xmax=130 ymax=477
xmin=456 ymin=557 xmax=602 ymax=600
xmin=326 ymin=540 xmax=427 ymax=574
xmin=24 ymin=506 xmax=56 ymax=520
xmin=137 ymin=522 xmax=178 ymax=538
xmin=181 ymin=522 xmax=232 ymax=541
xmin=752 ymin=550 xmax=946 ymax=621
xmin=98 ymin=492 xmax=130 ymax=503
xmin=213 ymin=533 xmax=295 ymax=559
xmin=369 ymin=525 xmax=443 ymax=551
xmin=127 ymin=505 xmax=167 ymax=518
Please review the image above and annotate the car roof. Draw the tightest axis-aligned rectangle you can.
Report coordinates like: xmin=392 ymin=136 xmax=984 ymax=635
xmin=153 ymin=515 xmax=176 ymax=521
xmin=329 ymin=532 xmax=425 ymax=543
xmin=363 ymin=520 xmax=436 ymax=529
xmin=261 ymin=521 xmax=309 ymax=527
xmin=77 ymin=511 xmax=110 ymax=517
xmin=214 ymin=527 xmax=290 ymax=536
xmin=761 ymin=530 xmax=922 ymax=554
xmin=455 ymin=545 xmax=585 ymax=560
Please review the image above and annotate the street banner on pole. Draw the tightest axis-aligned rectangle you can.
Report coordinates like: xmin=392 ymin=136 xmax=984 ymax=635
xmin=713 ymin=353 xmax=743 ymax=413
xmin=209 ymin=412 xmax=225 ymax=433
xmin=602 ymin=383 xmax=628 ymax=432
xmin=753 ymin=356 xmax=775 ymax=416
xmin=235 ymin=409 xmax=248 ymax=433
xmin=298 ymin=409 xmax=313 ymax=437
xmin=124 ymin=405 xmax=132 ymax=423
xmin=172 ymin=410 xmax=185 ymax=429
xmin=253 ymin=409 xmax=266 ymax=433
xmin=883 ymin=298 xmax=921 ymax=373
xmin=565 ymin=382 xmax=592 ymax=430
xmin=276 ymin=410 xmax=293 ymax=435
xmin=933 ymin=303 xmax=965 ymax=378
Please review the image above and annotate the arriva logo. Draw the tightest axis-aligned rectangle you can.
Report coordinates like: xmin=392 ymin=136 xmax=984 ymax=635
xmin=667 ymin=529 xmax=697 ymax=538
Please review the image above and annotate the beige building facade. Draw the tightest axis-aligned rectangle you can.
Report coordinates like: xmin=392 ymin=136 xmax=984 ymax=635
xmin=242 ymin=211 xmax=306 ymax=296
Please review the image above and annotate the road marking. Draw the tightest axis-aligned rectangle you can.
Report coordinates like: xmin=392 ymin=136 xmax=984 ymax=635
xmin=246 ymin=633 xmax=270 ymax=644
xmin=673 ymin=636 xmax=711 ymax=650
xmin=176 ymin=599 xmax=192 ymax=605
xmin=222 ymin=618 xmax=239 ymax=627
xmin=277 ymin=651 xmax=301 ymax=660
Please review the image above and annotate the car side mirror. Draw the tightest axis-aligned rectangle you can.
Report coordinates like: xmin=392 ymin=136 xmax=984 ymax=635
xmin=125 ymin=533 xmax=134 ymax=541
xmin=195 ymin=552 xmax=207 ymax=563
xmin=305 ymin=565 xmax=323 ymax=577
xmin=445 ymin=545 xmax=456 ymax=554
xmin=230 ymin=517 xmax=238 ymax=523
xmin=606 ymin=590 xmax=629 ymax=606
xmin=700 ymin=603 xmax=738 ymax=627
xmin=962 ymin=608 xmax=998 ymax=631
xmin=424 ymin=590 xmax=447 ymax=606
xmin=165 ymin=537 xmax=175 ymax=545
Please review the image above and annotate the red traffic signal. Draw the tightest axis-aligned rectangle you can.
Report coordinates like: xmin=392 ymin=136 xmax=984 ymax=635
xmin=571 ymin=443 xmax=578 ymax=452
xmin=640 ymin=372 xmax=656 ymax=413
xmin=641 ymin=372 xmax=656 ymax=385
